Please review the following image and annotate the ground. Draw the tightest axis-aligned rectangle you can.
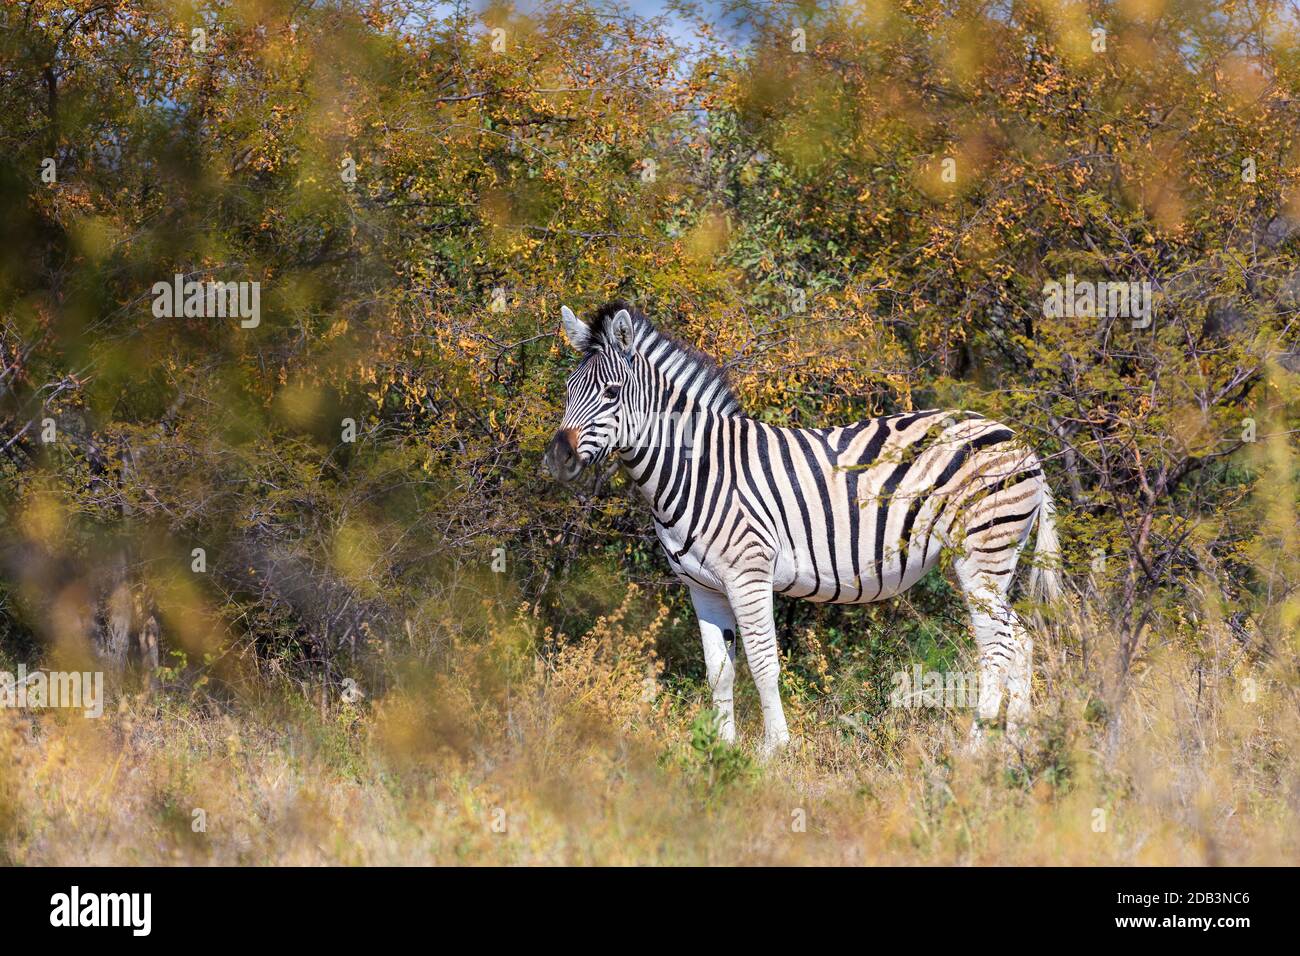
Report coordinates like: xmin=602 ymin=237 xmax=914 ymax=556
xmin=1 ymin=594 xmax=1294 ymax=866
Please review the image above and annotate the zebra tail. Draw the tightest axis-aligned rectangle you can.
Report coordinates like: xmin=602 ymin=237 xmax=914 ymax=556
xmin=1027 ymin=487 xmax=1064 ymax=604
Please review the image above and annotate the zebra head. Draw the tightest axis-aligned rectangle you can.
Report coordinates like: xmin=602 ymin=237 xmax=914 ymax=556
xmin=545 ymin=304 xmax=638 ymax=483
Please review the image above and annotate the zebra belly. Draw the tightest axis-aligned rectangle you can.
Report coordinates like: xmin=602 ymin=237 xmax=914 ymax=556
xmin=769 ymin=433 xmax=960 ymax=604
xmin=775 ymin=533 xmax=943 ymax=604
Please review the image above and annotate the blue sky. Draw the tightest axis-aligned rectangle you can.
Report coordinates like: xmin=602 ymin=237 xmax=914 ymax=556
xmin=466 ymin=0 xmax=748 ymax=52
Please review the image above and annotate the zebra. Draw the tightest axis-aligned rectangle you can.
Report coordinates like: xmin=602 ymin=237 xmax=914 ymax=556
xmin=544 ymin=302 xmax=1063 ymax=755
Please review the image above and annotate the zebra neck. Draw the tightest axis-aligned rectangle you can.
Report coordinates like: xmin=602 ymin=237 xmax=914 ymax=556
xmin=635 ymin=330 xmax=740 ymax=417
xmin=613 ymin=331 xmax=741 ymax=519
xmin=617 ymin=405 xmax=736 ymax=526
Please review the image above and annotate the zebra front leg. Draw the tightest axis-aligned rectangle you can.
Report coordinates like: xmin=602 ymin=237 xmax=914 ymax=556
xmin=725 ymin=576 xmax=789 ymax=758
xmin=689 ymin=585 xmax=737 ymax=744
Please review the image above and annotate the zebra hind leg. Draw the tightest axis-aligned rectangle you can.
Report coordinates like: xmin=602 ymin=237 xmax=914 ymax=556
xmin=1003 ymin=613 xmax=1032 ymax=736
xmin=954 ymin=563 xmax=1030 ymax=749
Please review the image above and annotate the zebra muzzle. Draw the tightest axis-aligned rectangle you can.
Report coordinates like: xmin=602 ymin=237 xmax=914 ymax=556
xmin=544 ymin=428 xmax=583 ymax=482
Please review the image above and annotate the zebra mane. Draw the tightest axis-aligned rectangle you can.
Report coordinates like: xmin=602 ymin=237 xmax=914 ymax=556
xmin=585 ymin=301 xmax=741 ymax=412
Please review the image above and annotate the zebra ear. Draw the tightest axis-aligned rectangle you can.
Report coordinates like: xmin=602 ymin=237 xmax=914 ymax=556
xmin=609 ymin=309 xmax=635 ymax=352
xmin=560 ymin=305 xmax=590 ymax=352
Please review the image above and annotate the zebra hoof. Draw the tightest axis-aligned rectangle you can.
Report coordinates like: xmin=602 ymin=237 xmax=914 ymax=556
xmin=964 ymin=721 xmax=989 ymax=754
xmin=1004 ymin=720 xmax=1030 ymax=751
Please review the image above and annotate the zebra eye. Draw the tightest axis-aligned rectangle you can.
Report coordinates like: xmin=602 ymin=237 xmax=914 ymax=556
xmin=603 ymin=384 xmax=622 ymax=400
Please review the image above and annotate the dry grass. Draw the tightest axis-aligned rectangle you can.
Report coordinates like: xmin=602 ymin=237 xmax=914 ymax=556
xmin=0 ymin=586 xmax=1295 ymax=866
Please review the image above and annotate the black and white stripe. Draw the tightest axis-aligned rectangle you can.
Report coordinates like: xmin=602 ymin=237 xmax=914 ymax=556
xmin=545 ymin=303 xmax=1063 ymax=752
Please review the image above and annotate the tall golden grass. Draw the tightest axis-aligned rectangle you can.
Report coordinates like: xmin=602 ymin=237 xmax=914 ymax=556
xmin=0 ymin=576 xmax=1294 ymax=866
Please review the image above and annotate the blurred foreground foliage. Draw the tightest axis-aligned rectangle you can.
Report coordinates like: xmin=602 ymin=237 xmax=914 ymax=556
xmin=0 ymin=0 xmax=1297 ymax=738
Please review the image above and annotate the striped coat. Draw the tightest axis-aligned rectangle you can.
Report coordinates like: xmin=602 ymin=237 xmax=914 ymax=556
xmin=546 ymin=303 xmax=1061 ymax=754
